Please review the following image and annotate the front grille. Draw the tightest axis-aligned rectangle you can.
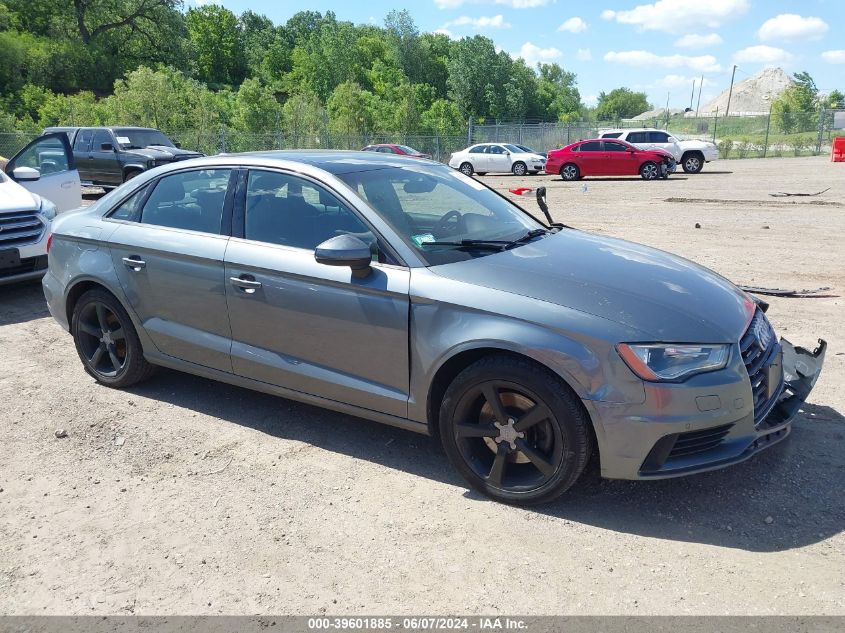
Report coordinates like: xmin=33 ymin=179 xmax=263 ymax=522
xmin=668 ymin=423 xmax=734 ymax=459
xmin=0 ymin=211 xmax=45 ymax=247
xmin=740 ymin=309 xmax=781 ymax=426
xmin=0 ymin=255 xmax=47 ymax=279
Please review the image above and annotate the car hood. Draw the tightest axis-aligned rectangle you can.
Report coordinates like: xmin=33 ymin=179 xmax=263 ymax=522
xmin=678 ymin=139 xmax=714 ymax=150
xmin=0 ymin=179 xmax=39 ymax=213
xmin=514 ymin=152 xmax=545 ymax=161
xmin=428 ymin=230 xmax=752 ymax=342
xmin=126 ymin=146 xmax=203 ymax=160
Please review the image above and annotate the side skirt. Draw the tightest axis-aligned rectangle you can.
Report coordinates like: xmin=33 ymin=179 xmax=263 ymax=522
xmin=144 ymin=351 xmax=430 ymax=436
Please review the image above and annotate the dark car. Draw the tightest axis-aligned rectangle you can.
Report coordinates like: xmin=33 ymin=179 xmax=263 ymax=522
xmin=42 ymin=126 xmax=203 ymax=188
xmin=361 ymin=143 xmax=432 ymax=159
xmin=545 ymin=139 xmax=676 ymax=181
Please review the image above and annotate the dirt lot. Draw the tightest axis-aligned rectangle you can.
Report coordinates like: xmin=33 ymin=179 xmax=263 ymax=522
xmin=1 ymin=157 xmax=843 ymax=615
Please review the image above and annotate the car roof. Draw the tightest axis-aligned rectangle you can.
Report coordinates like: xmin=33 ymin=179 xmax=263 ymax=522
xmin=170 ymin=150 xmax=437 ymax=175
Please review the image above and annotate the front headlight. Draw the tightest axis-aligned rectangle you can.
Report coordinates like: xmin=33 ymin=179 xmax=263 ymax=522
xmin=38 ymin=198 xmax=57 ymax=221
xmin=617 ymin=343 xmax=730 ymax=382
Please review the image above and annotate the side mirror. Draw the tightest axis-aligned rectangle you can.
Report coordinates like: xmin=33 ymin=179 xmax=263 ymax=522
xmin=314 ymin=234 xmax=372 ymax=278
xmin=12 ymin=166 xmax=41 ymax=182
xmin=174 ymin=142 xmax=181 ymax=148
xmin=101 ymin=142 xmax=114 ymax=151
xmin=504 ymin=150 xmax=511 ymax=156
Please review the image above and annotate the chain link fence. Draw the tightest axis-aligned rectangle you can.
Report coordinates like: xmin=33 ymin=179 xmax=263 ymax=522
xmin=3 ymin=108 xmax=843 ymax=163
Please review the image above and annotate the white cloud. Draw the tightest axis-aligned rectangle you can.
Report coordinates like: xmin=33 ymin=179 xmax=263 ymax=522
xmin=514 ymin=42 xmax=563 ymax=67
xmin=442 ymin=15 xmax=511 ymax=29
xmin=734 ymin=45 xmax=794 ymax=64
xmin=674 ymin=33 xmax=723 ymax=49
xmin=558 ymin=17 xmax=587 ymax=33
xmin=435 ymin=0 xmax=554 ymax=8
xmin=433 ymin=27 xmax=455 ymax=39
xmin=576 ymin=48 xmax=592 ymax=61
xmin=604 ymin=50 xmax=722 ymax=73
xmin=822 ymin=50 xmax=845 ymax=64
xmin=600 ymin=0 xmax=749 ymax=34
xmin=758 ymin=14 xmax=829 ymax=42
xmin=583 ymin=94 xmax=598 ymax=107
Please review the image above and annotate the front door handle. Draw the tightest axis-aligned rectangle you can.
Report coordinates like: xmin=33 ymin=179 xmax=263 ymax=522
xmin=229 ymin=275 xmax=262 ymax=292
xmin=122 ymin=256 xmax=146 ymax=271
xmin=60 ymin=181 xmax=73 ymax=189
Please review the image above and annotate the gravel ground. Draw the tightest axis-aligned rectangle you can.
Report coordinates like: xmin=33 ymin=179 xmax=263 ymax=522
xmin=0 ymin=157 xmax=843 ymax=615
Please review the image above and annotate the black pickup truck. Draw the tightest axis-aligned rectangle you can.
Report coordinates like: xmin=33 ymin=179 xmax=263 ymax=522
xmin=43 ymin=126 xmax=203 ymax=188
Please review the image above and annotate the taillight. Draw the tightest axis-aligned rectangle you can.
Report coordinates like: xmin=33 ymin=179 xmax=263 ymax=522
xmin=46 ymin=233 xmax=53 ymax=253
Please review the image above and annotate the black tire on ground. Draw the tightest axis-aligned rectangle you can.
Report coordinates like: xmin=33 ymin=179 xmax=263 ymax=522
xmin=511 ymin=161 xmax=527 ymax=176
xmin=560 ymin=163 xmax=580 ymax=181
xmin=439 ymin=354 xmax=593 ymax=505
xmin=530 ymin=170 xmax=539 ymax=175
xmin=477 ymin=172 xmax=488 ymax=176
xmin=71 ymin=288 xmax=156 ymax=388
xmin=123 ymin=169 xmax=142 ymax=182
xmin=640 ymin=161 xmax=659 ymax=180
xmin=459 ymin=162 xmax=474 ymax=176
xmin=681 ymin=152 xmax=704 ymax=174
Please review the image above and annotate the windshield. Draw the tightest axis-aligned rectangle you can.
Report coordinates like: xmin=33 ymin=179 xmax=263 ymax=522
xmin=336 ymin=164 xmax=543 ymax=265
xmin=503 ymin=144 xmax=529 ymax=153
xmin=515 ymin=145 xmax=538 ymax=153
xmin=396 ymin=145 xmax=422 ymax=155
xmin=113 ymin=129 xmax=174 ymax=150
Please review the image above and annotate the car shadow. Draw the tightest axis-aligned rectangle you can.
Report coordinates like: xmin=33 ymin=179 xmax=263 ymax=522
xmin=0 ymin=280 xmax=50 ymax=325
xmin=126 ymin=366 xmax=845 ymax=554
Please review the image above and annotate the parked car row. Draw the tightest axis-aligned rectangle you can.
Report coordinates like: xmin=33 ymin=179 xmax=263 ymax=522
xmin=445 ymin=127 xmax=718 ymax=180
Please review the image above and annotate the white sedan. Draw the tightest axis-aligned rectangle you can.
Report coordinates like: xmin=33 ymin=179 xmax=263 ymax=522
xmin=1 ymin=133 xmax=81 ymax=285
xmin=448 ymin=143 xmax=546 ymax=176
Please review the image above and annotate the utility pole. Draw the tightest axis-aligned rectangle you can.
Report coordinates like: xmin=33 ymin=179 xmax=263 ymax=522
xmin=689 ymin=79 xmax=696 ymax=111
xmin=665 ymin=92 xmax=670 ymax=128
xmin=725 ymin=64 xmax=738 ymax=118
xmin=696 ymin=75 xmax=704 ymax=116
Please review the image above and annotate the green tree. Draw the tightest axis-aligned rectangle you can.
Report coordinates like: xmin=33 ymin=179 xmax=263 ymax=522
xmin=536 ymin=63 xmax=582 ymax=121
xmin=772 ymin=71 xmax=820 ymax=133
xmin=186 ymin=4 xmax=245 ymax=86
xmin=282 ymin=92 xmax=327 ymax=146
xmin=327 ymin=81 xmax=375 ymax=139
xmin=233 ymin=78 xmax=280 ymax=132
xmin=595 ymin=88 xmax=649 ymax=121
xmin=826 ymin=89 xmax=844 ymax=109
xmin=421 ymin=98 xmax=464 ymax=136
xmin=446 ymin=36 xmax=502 ymax=119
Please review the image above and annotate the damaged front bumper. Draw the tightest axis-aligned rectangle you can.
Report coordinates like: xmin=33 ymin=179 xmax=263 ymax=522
xmin=764 ymin=338 xmax=826 ymax=428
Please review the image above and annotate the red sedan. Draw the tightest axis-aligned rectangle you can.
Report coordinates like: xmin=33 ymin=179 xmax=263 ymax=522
xmin=545 ymin=139 xmax=676 ymax=181
xmin=361 ymin=143 xmax=432 ymax=159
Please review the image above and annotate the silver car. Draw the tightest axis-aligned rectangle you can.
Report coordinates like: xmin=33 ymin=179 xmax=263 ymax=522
xmin=43 ymin=152 xmax=825 ymax=505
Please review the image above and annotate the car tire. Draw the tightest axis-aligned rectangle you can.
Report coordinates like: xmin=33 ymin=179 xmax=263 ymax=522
xmin=640 ymin=161 xmax=659 ymax=180
xmin=530 ymin=170 xmax=539 ymax=175
xmin=560 ymin=164 xmax=580 ymax=181
xmin=459 ymin=162 xmax=474 ymax=176
xmin=71 ymin=288 xmax=155 ymax=388
xmin=439 ymin=354 xmax=592 ymax=505
xmin=123 ymin=169 xmax=142 ymax=182
xmin=477 ymin=172 xmax=488 ymax=176
xmin=681 ymin=151 xmax=704 ymax=174
xmin=511 ymin=161 xmax=527 ymax=176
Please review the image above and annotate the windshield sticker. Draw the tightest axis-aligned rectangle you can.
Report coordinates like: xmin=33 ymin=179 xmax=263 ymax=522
xmin=116 ymin=136 xmax=131 ymax=145
xmin=411 ymin=233 xmax=436 ymax=247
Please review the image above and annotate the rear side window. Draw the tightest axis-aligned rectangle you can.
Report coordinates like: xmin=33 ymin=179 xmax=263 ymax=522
xmin=140 ymin=169 xmax=231 ymax=234
xmin=109 ymin=185 xmax=149 ymax=221
xmin=579 ymin=141 xmax=602 ymax=152
xmin=648 ymin=132 xmax=670 ymax=143
xmin=74 ymin=130 xmax=93 ymax=152
xmin=626 ymin=132 xmax=648 ymax=143
xmin=468 ymin=146 xmax=486 ymax=154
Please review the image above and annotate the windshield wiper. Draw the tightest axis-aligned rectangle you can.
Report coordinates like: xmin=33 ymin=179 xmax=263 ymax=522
xmin=420 ymin=239 xmax=511 ymax=251
xmin=505 ymin=228 xmax=550 ymax=247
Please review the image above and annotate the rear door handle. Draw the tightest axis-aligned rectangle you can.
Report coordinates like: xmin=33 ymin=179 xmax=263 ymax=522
xmin=122 ymin=256 xmax=146 ymax=271
xmin=229 ymin=275 xmax=262 ymax=292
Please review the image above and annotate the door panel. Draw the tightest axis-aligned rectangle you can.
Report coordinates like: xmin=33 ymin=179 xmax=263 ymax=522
xmin=90 ymin=129 xmax=121 ymax=186
xmin=576 ymin=141 xmax=604 ymax=175
xmin=225 ymin=241 xmax=411 ymax=417
xmin=487 ymin=146 xmax=510 ymax=172
xmin=109 ymin=224 xmax=232 ymax=371
xmin=5 ymin=133 xmax=81 ymax=212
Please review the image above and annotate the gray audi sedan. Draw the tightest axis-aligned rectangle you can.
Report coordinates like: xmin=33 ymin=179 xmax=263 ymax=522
xmin=43 ymin=151 xmax=825 ymax=504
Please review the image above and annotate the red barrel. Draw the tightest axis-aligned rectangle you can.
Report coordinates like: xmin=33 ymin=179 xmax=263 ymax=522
xmin=833 ymin=137 xmax=845 ymax=162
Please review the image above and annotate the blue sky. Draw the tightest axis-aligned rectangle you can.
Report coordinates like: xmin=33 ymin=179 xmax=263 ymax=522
xmin=194 ymin=0 xmax=845 ymax=109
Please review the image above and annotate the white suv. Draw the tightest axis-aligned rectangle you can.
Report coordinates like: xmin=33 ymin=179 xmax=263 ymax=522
xmin=1 ymin=133 xmax=81 ymax=285
xmin=599 ymin=128 xmax=719 ymax=173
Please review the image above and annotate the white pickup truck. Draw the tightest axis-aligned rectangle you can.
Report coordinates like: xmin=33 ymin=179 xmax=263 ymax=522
xmin=599 ymin=128 xmax=719 ymax=173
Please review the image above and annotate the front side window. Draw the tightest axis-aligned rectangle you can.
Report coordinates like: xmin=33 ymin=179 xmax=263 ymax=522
xmin=91 ymin=130 xmax=114 ymax=151
xmin=10 ymin=136 xmax=70 ymax=174
xmin=488 ymin=145 xmax=505 ymax=154
xmin=110 ymin=185 xmax=149 ymax=221
xmin=604 ymin=142 xmax=628 ymax=152
xmin=648 ymin=132 xmax=670 ymax=143
xmin=337 ymin=164 xmax=543 ymax=265
xmin=140 ymin=169 xmax=231 ymax=234
xmin=627 ymin=132 xmax=648 ymax=144
xmin=245 ymin=170 xmax=376 ymax=256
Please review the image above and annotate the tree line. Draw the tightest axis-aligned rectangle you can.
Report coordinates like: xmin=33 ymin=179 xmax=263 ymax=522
xmin=0 ymin=1 xmax=659 ymax=139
